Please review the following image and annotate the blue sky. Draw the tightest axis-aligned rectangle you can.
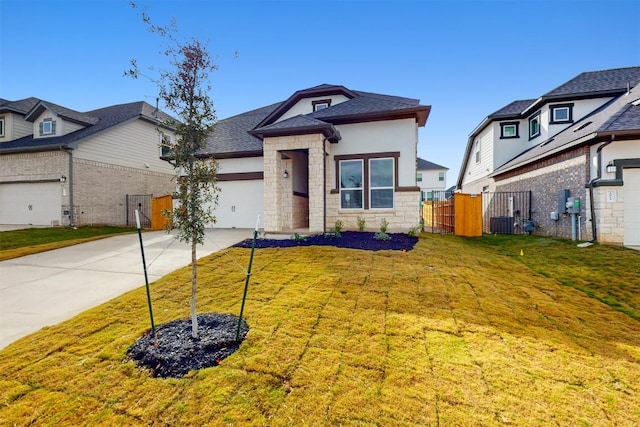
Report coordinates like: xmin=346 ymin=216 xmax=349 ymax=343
xmin=2 ymin=0 xmax=639 ymax=183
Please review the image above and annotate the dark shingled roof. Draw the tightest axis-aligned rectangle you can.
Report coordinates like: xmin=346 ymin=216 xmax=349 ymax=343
xmin=417 ymin=157 xmax=448 ymax=170
xmin=488 ymin=99 xmax=536 ymax=119
xmin=0 ymin=100 xmax=172 ymax=153
xmin=26 ymin=101 xmax=99 ymax=125
xmin=201 ymin=102 xmax=281 ymax=156
xmin=544 ymin=66 xmax=640 ymax=97
xmin=0 ymin=97 xmax=40 ymax=114
xmin=204 ymin=85 xmax=430 ymax=156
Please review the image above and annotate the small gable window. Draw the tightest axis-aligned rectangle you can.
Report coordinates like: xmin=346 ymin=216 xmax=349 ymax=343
xmin=312 ymin=99 xmax=331 ymax=112
xmin=438 ymin=172 xmax=445 ymax=182
xmin=549 ymin=103 xmax=573 ymax=124
xmin=529 ymin=112 xmax=541 ymax=140
xmin=417 ymin=172 xmax=422 ymax=182
xmin=500 ymin=122 xmax=519 ymax=139
xmin=0 ymin=116 xmax=5 ymax=138
xmin=39 ymin=118 xmax=56 ymax=136
xmin=474 ymin=140 xmax=481 ymax=163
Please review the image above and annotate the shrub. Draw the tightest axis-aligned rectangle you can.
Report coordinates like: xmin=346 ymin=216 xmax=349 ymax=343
xmin=357 ymin=216 xmax=366 ymax=232
xmin=374 ymin=218 xmax=391 ymax=241
xmin=407 ymin=224 xmax=421 ymax=238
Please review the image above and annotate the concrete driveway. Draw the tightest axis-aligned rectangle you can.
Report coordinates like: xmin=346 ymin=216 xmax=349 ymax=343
xmin=0 ymin=228 xmax=251 ymax=350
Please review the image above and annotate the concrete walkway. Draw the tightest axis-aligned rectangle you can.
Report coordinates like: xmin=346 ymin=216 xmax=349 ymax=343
xmin=0 ymin=228 xmax=251 ymax=350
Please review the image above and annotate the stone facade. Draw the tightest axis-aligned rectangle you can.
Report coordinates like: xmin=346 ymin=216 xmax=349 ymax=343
xmin=494 ymin=149 xmax=592 ymax=240
xmin=326 ymin=191 xmax=421 ymax=232
xmin=591 ymin=186 xmax=624 ymax=244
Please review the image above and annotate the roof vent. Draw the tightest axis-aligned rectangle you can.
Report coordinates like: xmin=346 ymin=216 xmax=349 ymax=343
xmin=573 ymin=121 xmax=592 ymax=132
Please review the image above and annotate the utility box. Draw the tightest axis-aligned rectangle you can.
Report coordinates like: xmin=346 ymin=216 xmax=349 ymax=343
xmin=558 ymin=189 xmax=570 ymax=213
xmin=566 ymin=197 xmax=580 ymax=214
xmin=550 ymin=211 xmax=559 ymax=221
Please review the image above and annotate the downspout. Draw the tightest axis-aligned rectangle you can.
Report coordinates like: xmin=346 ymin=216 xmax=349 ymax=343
xmin=588 ymin=135 xmax=615 ymax=242
xmin=61 ymin=146 xmax=75 ymax=227
xmin=323 ymin=138 xmax=328 ymax=233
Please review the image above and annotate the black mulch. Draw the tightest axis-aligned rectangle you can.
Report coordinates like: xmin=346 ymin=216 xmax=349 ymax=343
xmin=127 ymin=313 xmax=249 ymax=378
xmin=233 ymin=231 xmax=419 ymax=251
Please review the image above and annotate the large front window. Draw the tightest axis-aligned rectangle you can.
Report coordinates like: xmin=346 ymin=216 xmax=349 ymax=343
xmin=370 ymin=158 xmax=394 ymax=208
xmin=340 ymin=160 xmax=363 ymax=209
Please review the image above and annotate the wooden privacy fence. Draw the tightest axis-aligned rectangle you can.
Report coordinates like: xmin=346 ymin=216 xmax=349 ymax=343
xmin=422 ymin=193 xmax=482 ymax=237
xmin=151 ymin=195 xmax=173 ymax=231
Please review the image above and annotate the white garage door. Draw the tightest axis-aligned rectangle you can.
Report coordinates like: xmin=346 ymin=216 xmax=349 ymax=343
xmin=623 ymin=168 xmax=640 ymax=246
xmin=0 ymin=182 xmax=62 ymax=226
xmin=207 ymin=180 xmax=264 ymax=229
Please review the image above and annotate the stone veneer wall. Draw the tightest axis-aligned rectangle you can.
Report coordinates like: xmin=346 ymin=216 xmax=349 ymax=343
xmin=72 ymin=158 xmax=174 ymax=225
xmin=326 ymin=191 xmax=421 ymax=232
xmin=494 ymin=149 xmax=592 ymax=240
xmin=263 ymin=134 xmax=329 ymax=233
xmin=590 ymin=185 xmax=624 ymax=244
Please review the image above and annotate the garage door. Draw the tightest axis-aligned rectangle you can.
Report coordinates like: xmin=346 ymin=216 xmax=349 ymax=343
xmin=623 ymin=168 xmax=640 ymax=246
xmin=207 ymin=180 xmax=264 ymax=229
xmin=0 ymin=182 xmax=62 ymax=226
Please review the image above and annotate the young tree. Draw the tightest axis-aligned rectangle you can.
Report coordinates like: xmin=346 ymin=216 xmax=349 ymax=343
xmin=126 ymin=4 xmax=219 ymax=338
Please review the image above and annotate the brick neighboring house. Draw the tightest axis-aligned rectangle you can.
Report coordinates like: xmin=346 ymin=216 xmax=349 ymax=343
xmin=416 ymin=157 xmax=448 ymax=201
xmin=457 ymin=66 xmax=640 ymax=246
xmin=192 ymin=84 xmax=431 ymax=233
xmin=0 ymin=98 xmax=175 ymax=227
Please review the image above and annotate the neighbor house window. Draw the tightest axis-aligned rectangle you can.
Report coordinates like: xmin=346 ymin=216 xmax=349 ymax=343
xmin=0 ymin=116 xmax=4 ymax=137
xmin=549 ymin=103 xmax=573 ymax=124
xmin=160 ymin=132 xmax=171 ymax=157
xmin=370 ymin=158 xmax=394 ymax=208
xmin=438 ymin=172 xmax=445 ymax=181
xmin=529 ymin=112 xmax=541 ymax=140
xmin=312 ymin=99 xmax=331 ymax=112
xmin=417 ymin=172 xmax=423 ymax=182
xmin=500 ymin=122 xmax=519 ymax=139
xmin=474 ymin=140 xmax=481 ymax=163
xmin=39 ymin=118 xmax=56 ymax=136
xmin=340 ymin=159 xmax=363 ymax=209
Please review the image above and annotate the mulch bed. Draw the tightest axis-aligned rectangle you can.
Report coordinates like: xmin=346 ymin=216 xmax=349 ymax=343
xmin=233 ymin=231 xmax=419 ymax=251
xmin=127 ymin=313 xmax=249 ymax=378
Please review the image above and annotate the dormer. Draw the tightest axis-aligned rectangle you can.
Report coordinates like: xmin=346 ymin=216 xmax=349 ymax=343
xmin=25 ymin=101 xmax=98 ymax=139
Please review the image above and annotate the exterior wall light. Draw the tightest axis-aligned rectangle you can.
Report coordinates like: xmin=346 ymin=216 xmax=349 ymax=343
xmin=60 ymin=175 xmax=67 ymax=183
xmin=283 ymin=169 xmax=289 ymax=179
xmin=606 ymin=162 xmax=616 ymax=174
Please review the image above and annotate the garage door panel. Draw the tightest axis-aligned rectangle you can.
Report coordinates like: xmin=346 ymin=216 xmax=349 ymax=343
xmin=623 ymin=169 xmax=640 ymax=246
xmin=0 ymin=183 xmax=62 ymax=226
xmin=207 ymin=180 xmax=263 ymax=229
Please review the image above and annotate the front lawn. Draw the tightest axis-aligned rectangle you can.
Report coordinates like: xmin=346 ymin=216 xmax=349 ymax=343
xmin=0 ymin=234 xmax=638 ymax=425
xmin=0 ymin=226 xmax=135 ymax=261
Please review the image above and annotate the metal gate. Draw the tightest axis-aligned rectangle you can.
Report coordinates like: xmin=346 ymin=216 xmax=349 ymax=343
xmin=482 ymin=191 xmax=533 ymax=235
xmin=126 ymin=194 xmax=151 ymax=228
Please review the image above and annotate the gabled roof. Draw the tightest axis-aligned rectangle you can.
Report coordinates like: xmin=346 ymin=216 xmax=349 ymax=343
xmin=488 ymin=99 xmax=536 ymax=119
xmin=0 ymin=97 xmax=40 ymax=114
xmin=0 ymin=100 xmax=172 ymax=154
xmin=543 ymin=66 xmax=640 ymax=98
xmin=492 ymin=83 xmax=640 ymax=176
xmin=203 ymin=84 xmax=431 ymax=157
xmin=417 ymin=157 xmax=448 ymax=170
xmin=25 ymin=100 xmax=99 ymax=126
xmin=250 ymin=115 xmax=341 ymax=142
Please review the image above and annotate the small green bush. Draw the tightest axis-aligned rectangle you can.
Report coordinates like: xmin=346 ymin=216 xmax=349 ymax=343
xmin=374 ymin=218 xmax=391 ymax=241
xmin=357 ymin=216 xmax=366 ymax=232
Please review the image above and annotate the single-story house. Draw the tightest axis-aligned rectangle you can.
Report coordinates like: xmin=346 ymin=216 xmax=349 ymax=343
xmin=0 ymin=98 xmax=176 ymax=227
xmin=196 ymin=84 xmax=431 ymax=233
xmin=457 ymin=66 xmax=640 ymax=245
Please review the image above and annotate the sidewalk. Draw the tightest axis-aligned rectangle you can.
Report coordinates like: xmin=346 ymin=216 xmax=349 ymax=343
xmin=0 ymin=228 xmax=250 ymax=350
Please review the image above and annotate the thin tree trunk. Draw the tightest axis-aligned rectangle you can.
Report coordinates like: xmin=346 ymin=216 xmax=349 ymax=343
xmin=191 ymin=238 xmax=198 ymax=338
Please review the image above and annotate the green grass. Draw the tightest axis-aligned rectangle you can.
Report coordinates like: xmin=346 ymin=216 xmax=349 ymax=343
xmin=0 ymin=233 xmax=638 ymax=426
xmin=0 ymin=226 xmax=136 ymax=260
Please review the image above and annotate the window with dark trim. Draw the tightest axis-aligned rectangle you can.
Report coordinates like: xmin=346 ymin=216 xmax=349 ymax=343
xmin=0 ymin=116 xmax=5 ymax=138
xmin=160 ymin=132 xmax=171 ymax=157
xmin=340 ymin=159 xmax=363 ymax=209
xmin=369 ymin=158 xmax=394 ymax=208
xmin=500 ymin=122 xmax=519 ymax=139
xmin=333 ymin=152 xmax=413 ymax=210
xmin=39 ymin=118 xmax=56 ymax=136
xmin=549 ymin=103 xmax=574 ymax=124
xmin=312 ymin=99 xmax=331 ymax=111
xmin=529 ymin=112 xmax=541 ymax=140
